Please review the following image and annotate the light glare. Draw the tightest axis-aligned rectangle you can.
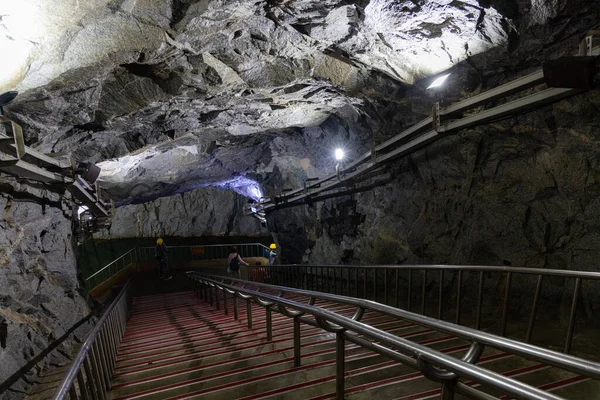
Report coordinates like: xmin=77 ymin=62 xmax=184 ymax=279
xmin=335 ymin=148 xmax=344 ymax=161
xmin=427 ymin=73 xmax=451 ymax=89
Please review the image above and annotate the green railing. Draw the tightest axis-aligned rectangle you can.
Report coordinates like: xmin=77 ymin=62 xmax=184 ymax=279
xmin=85 ymin=243 xmax=270 ymax=290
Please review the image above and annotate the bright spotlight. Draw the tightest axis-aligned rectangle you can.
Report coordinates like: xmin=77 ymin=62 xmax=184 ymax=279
xmin=335 ymin=148 xmax=345 ymax=161
xmin=427 ymin=73 xmax=451 ymax=90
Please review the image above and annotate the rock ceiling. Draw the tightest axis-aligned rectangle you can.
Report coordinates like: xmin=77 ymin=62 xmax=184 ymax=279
xmin=1 ymin=0 xmax=598 ymax=204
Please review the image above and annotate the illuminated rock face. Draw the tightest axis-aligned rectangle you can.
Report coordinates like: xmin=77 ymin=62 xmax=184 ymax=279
xmin=2 ymin=0 xmax=599 ymax=240
xmin=0 ymin=0 xmax=511 ymax=93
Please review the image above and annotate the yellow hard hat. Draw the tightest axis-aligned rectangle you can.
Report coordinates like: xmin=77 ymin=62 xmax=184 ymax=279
xmin=157 ymin=238 xmax=164 ymax=245
xmin=269 ymin=243 xmax=277 ymax=249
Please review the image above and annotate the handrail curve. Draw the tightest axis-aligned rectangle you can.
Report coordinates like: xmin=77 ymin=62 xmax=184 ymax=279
xmin=188 ymin=273 xmax=567 ymax=400
xmin=194 ymin=273 xmax=600 ymax=380
xmin=315 ymin=316 xmax=345 ymax=333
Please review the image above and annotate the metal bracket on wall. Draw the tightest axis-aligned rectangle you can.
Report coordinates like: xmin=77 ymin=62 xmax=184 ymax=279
xmin=580 ymin=30 xmax=600 ymax=56
xmin=432 ymin=102 xmax=441 ymax=132
xmin=0 ymin=116 xmax=112 ymax=222
xmin=246 ymin=39 xmax=600 ymax=216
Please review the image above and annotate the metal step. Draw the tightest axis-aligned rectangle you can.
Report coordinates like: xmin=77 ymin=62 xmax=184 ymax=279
xmin=106 ymin=289 xmax=597 ymax=400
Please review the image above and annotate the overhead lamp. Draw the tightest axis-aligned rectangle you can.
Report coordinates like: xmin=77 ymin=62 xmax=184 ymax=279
xmin=427 ymin=73 xmax=450 ymax=90
xmin=334 ymin=148 xmax=345 ymax=180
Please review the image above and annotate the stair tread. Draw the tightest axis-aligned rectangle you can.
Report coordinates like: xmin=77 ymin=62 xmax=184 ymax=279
xmin=103 ymin=290 xmax=594 ymax=400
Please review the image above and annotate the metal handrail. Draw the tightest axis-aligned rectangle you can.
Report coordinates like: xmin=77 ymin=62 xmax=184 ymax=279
xmin=85 ymin=248 xmax=136 ymax=281
xmin=251 ymin=263 xmax=600 ymax=279
xmin=137 ymin=243 xmax=270 ymax=250
xmin=187 ymin=272 xmax=592 ymax=400
xmin=248 ymin=263 xmax=599 ymax=353
xmin=196 ymin=272 xmax=600 ymax=379
xmin=53 ymin=281 xmax=131 ymax=400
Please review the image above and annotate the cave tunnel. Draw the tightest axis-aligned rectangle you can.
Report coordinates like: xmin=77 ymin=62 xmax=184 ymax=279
xmin=1 ymin=0 xmax=600 ymax=399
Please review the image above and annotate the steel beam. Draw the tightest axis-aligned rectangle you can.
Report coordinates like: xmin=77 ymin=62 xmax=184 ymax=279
xmin=0 ymin=159 xmax=72 ymax=184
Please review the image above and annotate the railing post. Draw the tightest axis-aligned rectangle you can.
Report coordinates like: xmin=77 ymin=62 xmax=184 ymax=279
xmin=440 ymin=381 xmax=456 ymax=400
xmin=373 ymin=269 xmax=377 ymax=302
xmin=384 ymin=269 xmax=388 ymax=305
xmin=223 ymin=288 xmax=228 ymax=315
xmin=266 ymin=306 xmax=273 ymax=341
xmin=215 ymin=286 xmax=220 ymax=310
xmin=83 ymin=357 xmax=101 ymax=400
xmin=362 ymin=268 xmax=367 ymax=299
xmin=233 ymin=294 xmax=239 ymax=321
xmin=69 ymin=383 xmax=79 ymax=400
xmin=526 ymin=275 xmax=543 ymax=343
xmin=421 ymin=270 xmax=427 ymax=315
xmin=476 ymin=271 xmax=484 ymax=330
xmin=501 ymin=272 xmax=512 ymax=336
xmin=407 ymin=269 xmax=412 ymax=311
xmin=96 ymin=338 xmax=111 ymax=391
xmin=336 ymin=331 xmax=345 ymax=400
xmin=90 ymin=341 xmax=107 ymax=392
xmin=455 ymin=270 xmax=463 ymax=325
xmin=355 ymin=268 xmax=359 ymax=298
xmin=564 ymin=278 xmax=581 ymax=354
xmin=77 ymin=369 xmax=89 ymax=400
xmin=247 ymin=300 xmax=253 ymax=329
xmin=438 ymin=270 xmax=444 ymax=320
xmin=293 ymin=317 xmax=301 ymax=367
xmin=395 ymin=269 xmax=399 ymax=308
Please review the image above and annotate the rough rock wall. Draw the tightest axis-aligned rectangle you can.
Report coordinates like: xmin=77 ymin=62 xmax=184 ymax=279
xmin=96 ymin=186 xmax=268 ymax=238
xmin=301 ymin=91 xmax=600 ymax=270
xmin=0 ymin=180 xmax=91 ymax=397
xmin=266 ymin=80 xmax=600 ymax=325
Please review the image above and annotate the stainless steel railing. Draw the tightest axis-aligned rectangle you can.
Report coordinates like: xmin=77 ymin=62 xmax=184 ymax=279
xmin=188 ymin=272 xmax=600 ymax=400
xmin=247 ymin=264 xmax=600 ymax=354
xmin=53 ymin=281 xmax=131 ymax=400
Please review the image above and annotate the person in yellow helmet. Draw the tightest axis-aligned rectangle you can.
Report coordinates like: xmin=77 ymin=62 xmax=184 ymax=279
xmin=156 ymin=238 xmax=171 ymax=281
xmin=268 ymin=243 xmax=277 ymax=266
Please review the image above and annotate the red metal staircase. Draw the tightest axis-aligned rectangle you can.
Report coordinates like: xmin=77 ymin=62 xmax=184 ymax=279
xmin=104 ymin=289 xmax=599 ymax=400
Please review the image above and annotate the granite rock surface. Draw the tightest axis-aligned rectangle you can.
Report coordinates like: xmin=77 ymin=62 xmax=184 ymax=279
xmin=0 ymin=180 xmax=91 ymax=397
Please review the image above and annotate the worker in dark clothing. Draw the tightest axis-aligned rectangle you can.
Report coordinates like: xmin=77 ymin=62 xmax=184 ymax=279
xmin=156 ymin=238 xmax=171 ymax=280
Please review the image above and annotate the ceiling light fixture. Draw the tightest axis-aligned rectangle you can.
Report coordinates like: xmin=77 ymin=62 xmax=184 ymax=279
xmin=335 ymin=148 xmax=345 ymax=161
xmin=427 ymin=73 xmax=451 ymax=90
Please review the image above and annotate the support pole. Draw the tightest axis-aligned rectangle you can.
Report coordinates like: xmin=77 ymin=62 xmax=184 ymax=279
xmin=293 ymin=317 xmax=301 ymax=367
xmin=266 ymin=307 xmax=273 ymax=341
xmin=336 ymin=331 xmax=345 ymax=400
xmin=564 ymin=278 xmax=581 ymax=354
xmin=247 ymin=300 xmax=252 ymax=329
